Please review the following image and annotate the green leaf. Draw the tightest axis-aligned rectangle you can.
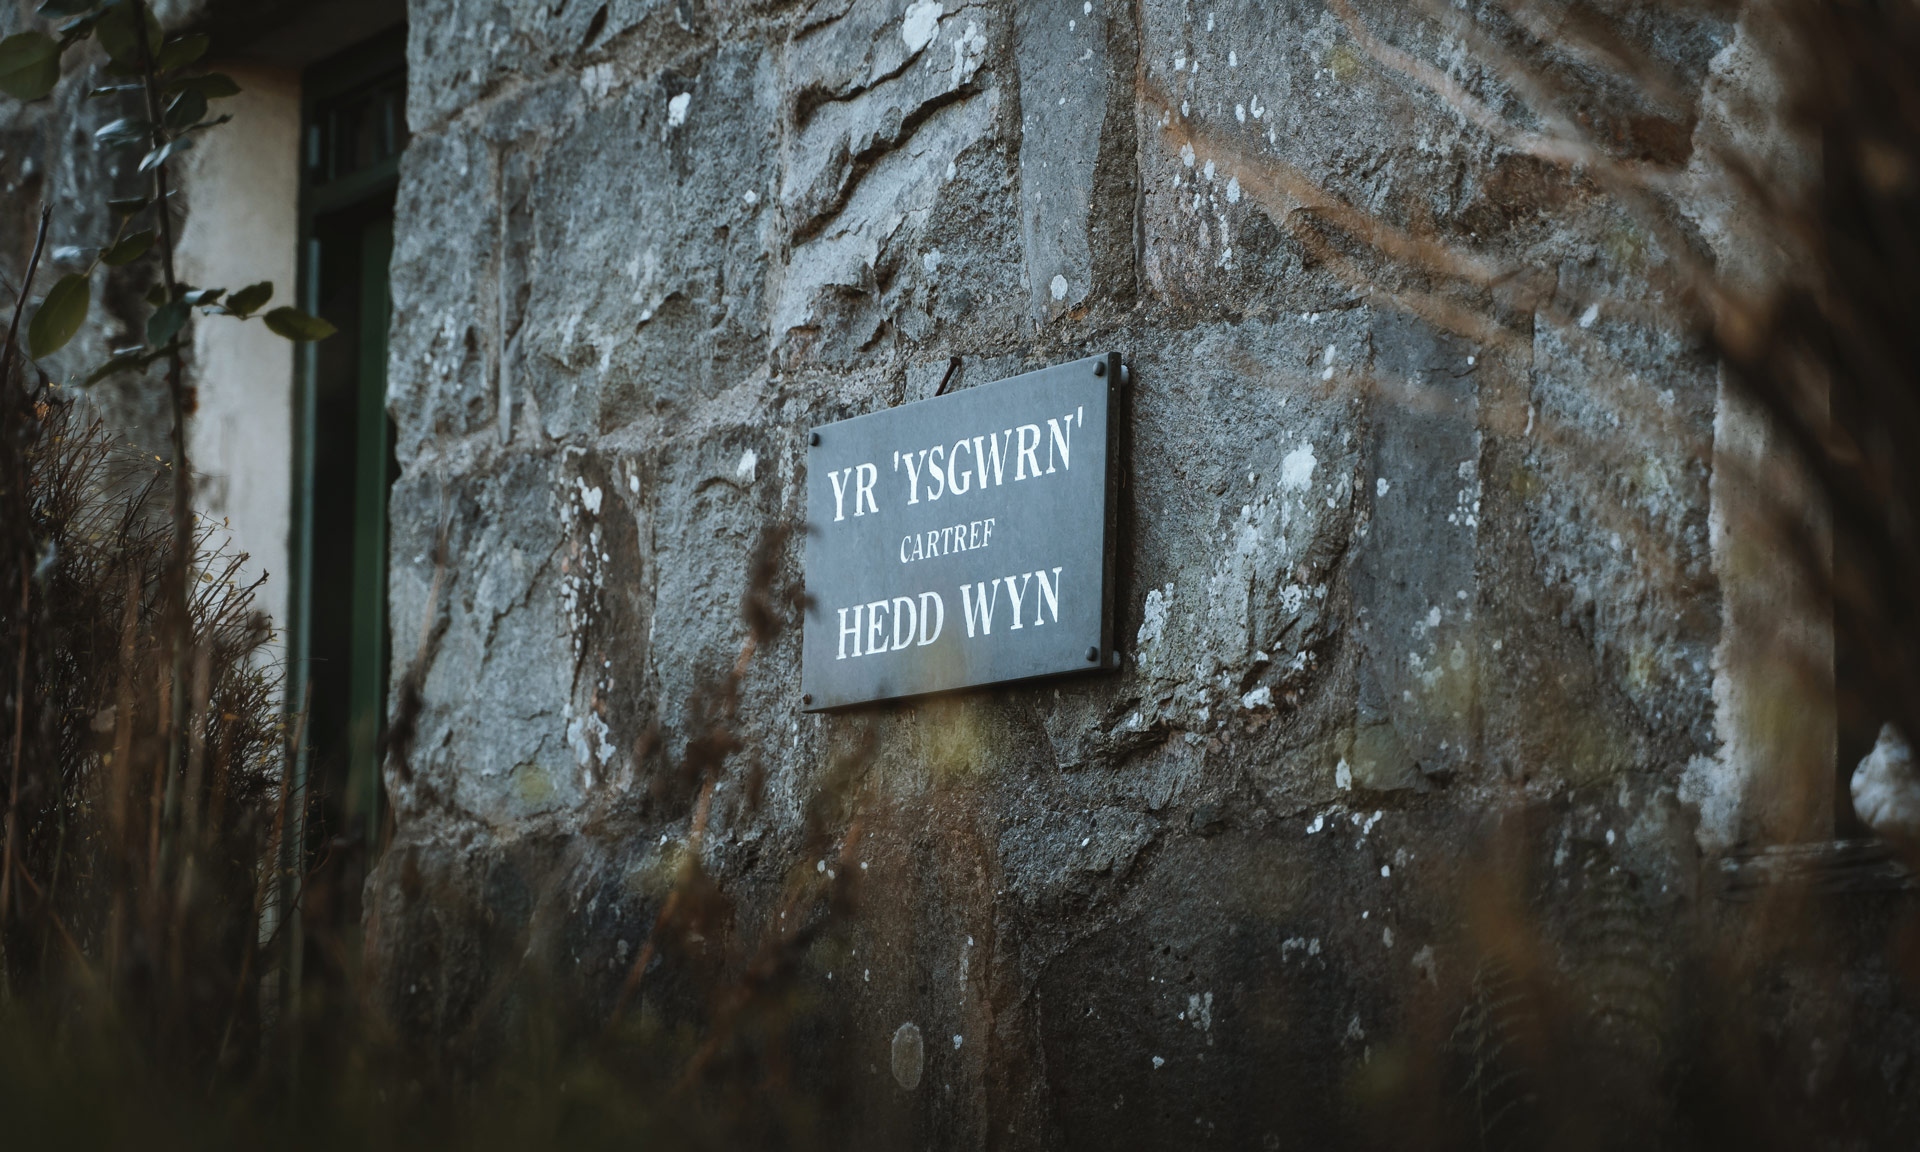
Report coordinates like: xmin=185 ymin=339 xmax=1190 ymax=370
xmin=155 ymin=33 xmax=208 ymax=72
xmin=95 ymin=1 xmax=160 ymax=66
xmin=38 ymin=0 xmax=102 ymax=17
xmin=100 ymin=228 xmax=153 ymax=265
xmin=147 ymin=297 xmax=188 ymax=347
xmin=163 ymin=87 xmax=206 ymax=131
xmin=0 ymin=31 xmax=62 ymax=101
xmin=182 ymin=286 xmax=224 ymax=307
xmin=145 ymin=282 xmax=168 ymax=306
xmin=107 ymin=194 xmax=149 ymax=215
xmin=87 ymin=82 xmax=143 ymax=98
xmin=28 ymin=273 xmax=91 ymax=358
xmin=263 ymin=306 xmax=337 ymax=342
xmin=137 ymin=134 xmax=193 ymax=172
xmin=225 ymin=281 xmax=272 ymax=317
xmin=83 ymin=348 xmax=147 ymax=386
xmin=165 ymin=71 xmax=239 ymax=100
xmin=93 ymin=115 xmax=151 ymax=149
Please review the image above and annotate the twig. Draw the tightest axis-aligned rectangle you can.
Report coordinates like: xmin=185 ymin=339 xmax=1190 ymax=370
xmin=132 ymin=0 xmax=196 ymax=899
xmin=218 ymin=687 xmax=305 ymax=1072
xmin=0 ymin=205 xmax=51 ymax=941
xmin=8 ymin=856 xmax=92 ymax=983
xmin=1 ymin=205 xmax=52 ymax=369
xmin=1 ymin=578 xmax=27 ymax=935
xmin=379 ymin=517 xmax=448 ymax=785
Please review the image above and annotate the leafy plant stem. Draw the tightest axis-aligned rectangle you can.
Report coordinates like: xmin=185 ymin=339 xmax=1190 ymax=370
xmin=133 ymin=0 xmax=193 ymax=957
xmin=1 ymin=204 xmax=51 ymax=369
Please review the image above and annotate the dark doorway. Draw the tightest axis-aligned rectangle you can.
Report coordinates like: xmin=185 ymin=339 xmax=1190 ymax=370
xmin=288 ymin=26 xmax=405 ymax=1001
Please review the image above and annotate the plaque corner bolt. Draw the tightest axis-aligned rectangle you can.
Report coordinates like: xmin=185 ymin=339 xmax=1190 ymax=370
xmin=802 ymin=693 xmax=814 ymax=706
xmin=809 ymin=431 xmax=820 ymax=447
xmin=1086 ymin=646 xmax=1100 ymax=663
xmin=1093 ymin=360 xmax=1107 ymax=377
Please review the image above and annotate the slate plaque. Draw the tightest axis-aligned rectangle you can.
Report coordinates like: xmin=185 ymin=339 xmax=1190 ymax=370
xmin=801 ymin=353 xmax=1123 ymax=710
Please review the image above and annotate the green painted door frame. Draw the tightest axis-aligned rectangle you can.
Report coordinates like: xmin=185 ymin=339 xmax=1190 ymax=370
xmin=283 ymin=26 xmax=404 ymax=1016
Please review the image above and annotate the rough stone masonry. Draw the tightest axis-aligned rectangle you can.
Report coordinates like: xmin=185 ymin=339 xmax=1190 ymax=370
xmin=130 ymin=0 xmax=1913 ymax=1145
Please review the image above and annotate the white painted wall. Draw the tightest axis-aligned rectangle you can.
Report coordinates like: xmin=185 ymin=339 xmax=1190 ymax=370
xmin=174 ymin=65 xmax=301 ymax=659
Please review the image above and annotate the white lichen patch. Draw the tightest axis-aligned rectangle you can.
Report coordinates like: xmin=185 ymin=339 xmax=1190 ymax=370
xmin=947 ymin=20 xmax=987 ymax=87
xmin=1281 ymin=443 xmax=1317 ymax=490
xmin=902 ymin=0 xmax=942 ymax=54
xmin=1136 ymin=584 xmax=1172 ymax=652
xmin=567 ymin=709 xmax=615 ymax=773
xmin=666 ymin=91 xmax=691 ymax=128
xmin=580 ymin=62 xmax=615 ymax=101
xmin=1187 ymin=991 xmax=1214 ymax=1031
xmin=890 ymin=1022 xmax=925 ymax=1089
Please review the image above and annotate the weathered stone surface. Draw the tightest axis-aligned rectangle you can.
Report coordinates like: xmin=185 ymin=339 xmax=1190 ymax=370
xmin=8 ymin=0 xmax=1917 ymax=1141
xmin=388 ymin=130 xmax=503 ymax=460
xmin=0 ymin=0 xmax=1841 ymax=1143
xmin=360 ymin=6 xmax=1835 ymax=1142
xmin=1015 ymin=0 xmax=1124 ymax=319
xmin=775 ymin=2 xmax=1005 ymax=356
xmin=1353 ymin=309 xmax=1480 ymax=783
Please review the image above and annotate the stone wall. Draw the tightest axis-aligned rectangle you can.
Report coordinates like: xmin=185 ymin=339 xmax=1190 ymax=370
xmin=4 ymin=0 xmax=1914 ymax=1142
xmin=161 ymin=0 xmax=1918 ymax=1144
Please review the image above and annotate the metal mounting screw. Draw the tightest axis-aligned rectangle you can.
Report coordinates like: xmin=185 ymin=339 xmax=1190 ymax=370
xmin=1093 ymin=360 xmax=1107 ymax=377
xmin=809 ymin=431 xmax=820 ymax=446
xmin=1086 ymin=646 xmax=1100 ymax=662
xmin=802 ymin=693 xmax=814 ymax=705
